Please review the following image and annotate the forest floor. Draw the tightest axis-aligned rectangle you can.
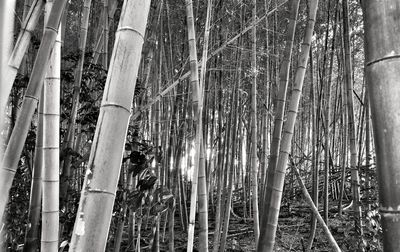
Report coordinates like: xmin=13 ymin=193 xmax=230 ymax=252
xmin=112 ymin=198 xmax=382 ymax=251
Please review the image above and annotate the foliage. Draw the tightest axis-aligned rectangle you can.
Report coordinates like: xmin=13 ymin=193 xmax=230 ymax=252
xmin=4 ymin=164 xmax=30 ymax=250
xmin=363 ymin=206 xmax=383 ymax=251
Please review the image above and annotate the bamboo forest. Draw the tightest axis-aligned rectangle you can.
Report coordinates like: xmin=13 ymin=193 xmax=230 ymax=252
xmin=0 ymin=0 xmax=399 ymax=251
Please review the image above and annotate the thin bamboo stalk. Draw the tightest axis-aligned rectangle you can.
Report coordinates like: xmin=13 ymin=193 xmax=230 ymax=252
xmin=103 ymin=0 xmax=109 ymax=69
xmin=197 ymin=0 xmax=212 ymax=250
xmin=250 ymin=0 xmax=260 ymax=244
xmin=60 ymin=0 xmax=92 ymax=211
xmin=342 ymin=0 xmax=363 ymax=238
xmin=323 ymin=0 xmax=339 ymax=223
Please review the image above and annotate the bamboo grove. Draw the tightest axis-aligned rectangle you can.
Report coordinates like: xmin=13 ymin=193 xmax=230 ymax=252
xmin=0 ymin=0 xmax=399 ymax=251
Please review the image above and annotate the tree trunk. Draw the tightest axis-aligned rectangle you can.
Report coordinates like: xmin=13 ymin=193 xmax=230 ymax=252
xmin=68 ymin=0 xmax=151 ymax=251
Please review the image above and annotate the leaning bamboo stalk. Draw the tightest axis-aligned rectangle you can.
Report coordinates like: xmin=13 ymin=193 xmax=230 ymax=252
xmin=291 ymin=159 xmax=341 ymax=252
xmin=41 ymin=1 xmax=61 ymax=250
xmin=23 ymin=86 xmax=44 ymax=252
xmin=68 ymin=0 xmax=151 ymax=251
xmin=0 ymin=0 xmax=44 ymax=120
xmin=263 ymin=0 xmax=300 ymax=202
xmin=0 ymin=0 xmax=67 ymax=226
xmin=257 ymin=1 xmax=318 ymax=250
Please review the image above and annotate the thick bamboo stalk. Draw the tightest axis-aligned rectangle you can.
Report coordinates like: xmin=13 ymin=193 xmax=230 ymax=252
xmin=257 ymin=1 xmax=319 ymax=250
xmin=263 ymin=0 xmax=300 ymax=201
xmin=0 ymin=0 xmax=17 ymax=161
xmin=68 ymin=0 xmax=151 ymax=251
xmin=40 ymin=1 xmax=61 ymax=250
xmin=362 ymin=1 xmax=400 ymax=250
xmin=0 ymin=0 xmax=16 ymax=161
xmin=19 ymin=6 xmax=38 ymax=246
xmin=0 ymin=0 xmax=67 ymax=225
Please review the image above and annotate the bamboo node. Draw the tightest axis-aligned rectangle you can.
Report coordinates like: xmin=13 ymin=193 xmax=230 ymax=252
xmin=117 ymin=26 xmax=144 ymax=41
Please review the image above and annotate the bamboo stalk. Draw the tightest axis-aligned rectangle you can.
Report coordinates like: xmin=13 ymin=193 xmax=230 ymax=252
xmin=250 ymin=0 xmax=260 ymax=245
xmin=0 ymin=0 xmax=17 ymax=166
xmin=362 ymin=0 xmax=400 ymax=250
xmin=258 ymin=1 xmax=319 ymax=250
xmin=291 ymin=159 xmax=341 ymax=252
xmin=41 ymin=1 xmax=61 ymax=250
xmin=0 ymin=0 xmax=44 ymax=120
xmin=68 ymin=0 xmax=151 ymax=251
xmin=60 ymin=0 xmax=92 ymax=211
xmin=0 ymin=0 xmax=67 ymax=226
xmin=342 ymin=0 xmax=363 ymax=238
xmin=263 ymin=0 xmax=300 ymax=202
